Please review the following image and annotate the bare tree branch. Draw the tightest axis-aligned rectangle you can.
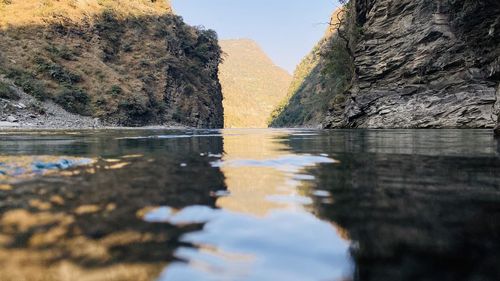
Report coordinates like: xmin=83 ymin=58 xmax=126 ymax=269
xmin=327 ymin=5 xmax=354 ymax=60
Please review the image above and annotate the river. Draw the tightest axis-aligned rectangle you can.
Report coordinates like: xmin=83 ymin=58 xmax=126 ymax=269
xmin=0 ymin=129 xmax=499 ymax=281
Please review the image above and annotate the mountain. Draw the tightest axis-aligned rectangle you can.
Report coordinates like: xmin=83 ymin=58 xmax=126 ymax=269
xmin=219 ymin=39 xmax=291 ymax=128
xmin=0 ymin=0 xmax=223 ymax=128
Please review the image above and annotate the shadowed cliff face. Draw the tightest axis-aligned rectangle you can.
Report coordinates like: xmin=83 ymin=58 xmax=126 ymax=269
xmin=269 ymin=9 xmax=344 ymax=128
xmin=325 ymin=0 xmax=500 ymax=128
xmin=0 ymin=0 xmax=223 ymax=128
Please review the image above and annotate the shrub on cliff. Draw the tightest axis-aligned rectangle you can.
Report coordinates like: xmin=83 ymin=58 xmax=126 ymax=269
xmin=4 ymin=68 xmax=49 ymax=101
xmin=0 ymin=81 xmax=19 ymax=100
xmin=34 ymin=57 xmax=82 ymax=85
xmin=322 ymin=0 xmax=360 ymax=81
xmin=55 ymin=87 xmax=92 ymax=116
xmin=269 ymin=1 xmax=360 ymax=127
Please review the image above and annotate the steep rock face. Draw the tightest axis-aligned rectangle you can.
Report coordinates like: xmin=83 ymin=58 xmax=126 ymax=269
xmin=219 ymin=39 xmax=291 ymax=128
xmin=325 ymin=0 xmax=500 ymax=128
xmin=0 ymin=0 xmax=223 ymax=128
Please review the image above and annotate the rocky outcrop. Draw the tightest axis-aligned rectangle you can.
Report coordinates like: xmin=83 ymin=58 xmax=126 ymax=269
xmin=325 ymin=0 xmax=500 ymax=128
xmin=0 ymin=0 xmax=223 ymax=128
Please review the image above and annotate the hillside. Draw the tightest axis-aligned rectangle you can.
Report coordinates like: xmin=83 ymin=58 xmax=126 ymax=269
xmin=0 ymin=0 xmax=223 ymax=128
xmin=270 ymin=9 xmax=346 ymax=127
xmin=219 ymin=39 xmax=291 ymax=128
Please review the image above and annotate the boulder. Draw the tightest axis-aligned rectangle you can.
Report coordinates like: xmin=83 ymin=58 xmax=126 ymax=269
xmin=6 ymin=116 xmax=18 ymax=123
xmin=0 ymin=121 xmax=19 ymax=127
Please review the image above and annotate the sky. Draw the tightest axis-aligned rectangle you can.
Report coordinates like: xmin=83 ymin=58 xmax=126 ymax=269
xmin=171 ymin=0 xmax=340 ymax=73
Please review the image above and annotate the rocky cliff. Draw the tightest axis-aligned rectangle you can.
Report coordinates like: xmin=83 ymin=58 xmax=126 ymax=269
xmin=219 ymin=39 xmax=291 ymax=128
xmin=0 ymin=0 xmax=223 ymax=128
xmin=325 ymin=0 xmax=500 ymax=128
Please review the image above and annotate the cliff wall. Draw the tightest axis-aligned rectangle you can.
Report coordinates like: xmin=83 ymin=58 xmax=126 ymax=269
xmin=325 ymin=0 xmax=500 ymax=128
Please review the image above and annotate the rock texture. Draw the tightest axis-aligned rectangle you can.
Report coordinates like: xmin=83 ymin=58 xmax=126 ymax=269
xmin=324 ymin=0 xmax=500 ymax=128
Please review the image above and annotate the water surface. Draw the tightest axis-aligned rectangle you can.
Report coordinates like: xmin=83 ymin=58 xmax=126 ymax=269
xmin=0 ymin=129 xmax=499 ymax=281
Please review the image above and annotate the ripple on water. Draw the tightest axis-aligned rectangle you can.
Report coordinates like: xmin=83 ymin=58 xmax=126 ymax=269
xmin=0 ymin=156 xmax=94 ymax=182
xmin=142 ymin=152 xmax=348 ymax=281
xmin=210 ymin=154 xmax=338 ymax=173
xmin=144 ymin=206 xmax=352 ymax=281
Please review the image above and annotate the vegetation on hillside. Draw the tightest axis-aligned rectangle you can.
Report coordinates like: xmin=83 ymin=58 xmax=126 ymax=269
xmin=0 ymin=81 xmax=19 ymax=100
xmin=219 ymin=39 xmax=291 ymax=128
xmin=0 ymin=0 xmax=223 ymax=128
xmin=269 ymin=2 xmax=360 ymax=127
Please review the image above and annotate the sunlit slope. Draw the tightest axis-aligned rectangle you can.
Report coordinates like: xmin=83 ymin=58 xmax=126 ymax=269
xmin=0 ymin=0 xmax=224 ymax=128
xmin=219 ymin=39 xmax=291 ymax=128
xmin=0 ymin=0 xmax=172 ymax=26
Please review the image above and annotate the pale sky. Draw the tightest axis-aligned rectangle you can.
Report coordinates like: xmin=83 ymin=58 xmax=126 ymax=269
xmin=171 ymin=0 xmax=340 ymax=73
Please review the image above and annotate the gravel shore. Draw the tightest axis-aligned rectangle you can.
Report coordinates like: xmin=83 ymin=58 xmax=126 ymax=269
xmin=0 ymin=78 xmax=185 ymax=130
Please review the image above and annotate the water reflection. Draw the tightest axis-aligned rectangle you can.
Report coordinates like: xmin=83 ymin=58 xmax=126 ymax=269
xmin=154 ymin=130 xmax=350 ymax=281
xmin=216 ymin=130 xmax=292 ymax=215
xmin=158 ymin=209 xmax=351 ymax=281
xmin=0 ymin=129 xmax=498 ymax=281
xmin=289 ymin=130 xmax=500 ymax=281
xmin=0 ymin=130 xmax=226 ymax=281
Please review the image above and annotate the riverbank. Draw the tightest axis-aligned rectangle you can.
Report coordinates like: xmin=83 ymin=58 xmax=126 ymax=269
xmin=0 ymin=78 xmax=186 ymax=130
xmin=0 ymin=76 xmax=98 ymax=129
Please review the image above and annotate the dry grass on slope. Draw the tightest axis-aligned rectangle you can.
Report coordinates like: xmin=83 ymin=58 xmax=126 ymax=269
xmin=219 ymin=39 xmax=291 ymax=128
xmin=0 ymin=0 xmax=223 ymax=127
xmin=0 ymin=0 xmax=171 ymax=28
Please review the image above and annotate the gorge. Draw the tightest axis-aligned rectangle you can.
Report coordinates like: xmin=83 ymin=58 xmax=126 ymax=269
xmin=1 ymin=1 xmax=500 ymax=280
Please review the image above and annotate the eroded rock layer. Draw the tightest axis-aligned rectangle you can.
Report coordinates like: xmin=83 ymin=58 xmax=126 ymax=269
xmin=325 ymin=0 xmax=500 ymax=128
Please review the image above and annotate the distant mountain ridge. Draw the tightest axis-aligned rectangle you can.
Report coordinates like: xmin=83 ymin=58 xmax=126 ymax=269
xmin=219 ymin=39 xmax=291 ymax=128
